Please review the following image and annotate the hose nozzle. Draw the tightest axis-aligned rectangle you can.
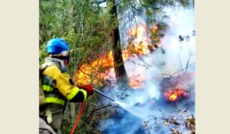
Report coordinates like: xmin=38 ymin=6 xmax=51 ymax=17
xmin=94 ymin=88 xmax=115 ymax=101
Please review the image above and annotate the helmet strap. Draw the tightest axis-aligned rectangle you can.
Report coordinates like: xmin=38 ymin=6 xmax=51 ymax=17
xmin=49 ymin=53 xmax=70 ymax=64
xmin=49 ymin=55 xmax=67 ymax=60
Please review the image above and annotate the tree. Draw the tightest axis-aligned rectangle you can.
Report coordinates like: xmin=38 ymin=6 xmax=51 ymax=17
xmin=107 ymin=0 xmax=128 ymax=84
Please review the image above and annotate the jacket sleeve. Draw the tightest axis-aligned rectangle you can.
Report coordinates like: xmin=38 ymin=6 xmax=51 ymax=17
xmin=42 ymin=65 xmax=87 ymax=102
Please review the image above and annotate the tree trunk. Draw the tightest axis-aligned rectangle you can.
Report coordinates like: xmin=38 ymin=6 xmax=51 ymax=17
xmin=109 ymin=0 xmax=128 ymax=84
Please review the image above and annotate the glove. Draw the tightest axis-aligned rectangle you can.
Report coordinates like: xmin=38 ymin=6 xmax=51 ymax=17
xmin=78 ymin=84 xmax=94 ymax=96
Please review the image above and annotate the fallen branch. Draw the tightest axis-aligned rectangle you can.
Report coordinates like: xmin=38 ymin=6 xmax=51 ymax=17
xmin=93 ymin=104 xmax=112 ymax=113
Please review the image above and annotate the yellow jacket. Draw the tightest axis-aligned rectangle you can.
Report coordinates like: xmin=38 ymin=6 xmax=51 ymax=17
xmin=40 ymin=57 xmax=87 ymax=105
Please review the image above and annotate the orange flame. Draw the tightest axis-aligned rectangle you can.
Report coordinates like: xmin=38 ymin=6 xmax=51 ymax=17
xmin=76 ymin=24 xmax=159 ymax=88
xmin=128 ymin=78 xmax=142 ymax=89
xmin=76 ymin=51 xmax=114 ymax=85
xmin=169 ymin=93 xmax=178 ymax=101
xmin=164 ymin=88 xmax=189 ymax=102
xmin=127 ymin=25 xmax=152 ymax=56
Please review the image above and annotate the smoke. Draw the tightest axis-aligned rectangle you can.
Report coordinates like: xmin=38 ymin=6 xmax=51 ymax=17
xmin=98 ymin=6 xmax=195 ymax=134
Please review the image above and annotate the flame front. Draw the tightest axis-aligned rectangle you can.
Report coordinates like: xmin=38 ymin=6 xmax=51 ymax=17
xmin=76 ymin=24 xmax=159 ymax=88
xmin=76 ymin=51 xmax=114 ymax=86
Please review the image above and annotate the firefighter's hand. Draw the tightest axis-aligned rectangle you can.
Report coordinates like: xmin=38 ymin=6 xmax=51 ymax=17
xmin=78 ymin=84 xmax=94 ymax=97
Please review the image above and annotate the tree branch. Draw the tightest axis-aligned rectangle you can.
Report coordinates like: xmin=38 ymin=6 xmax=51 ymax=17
xmin=40 ymin=7 xmax=46 ymax=14
xmin=170 ymin=63 xmax=195 ymax=77
xmin=93 ymin=104 xmax=112 ymax=113
xmin=137 ymin=55 xmax=151 ymax=67
xmin=79 ymin=67 xmax=91 ymax=76
xmin=185 ymin=53 xmax=192 ymax=73
xmin=138 ymin=0 xmax=151 ymax=8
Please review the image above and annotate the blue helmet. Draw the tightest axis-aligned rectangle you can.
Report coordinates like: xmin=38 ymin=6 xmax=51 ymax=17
xmin=46 ymin=38 xmax=69 ymax=54
xmin=46 ymin=38 xmax=70 ymax=63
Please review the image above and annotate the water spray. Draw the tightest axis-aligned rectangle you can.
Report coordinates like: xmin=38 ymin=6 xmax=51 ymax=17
xmin=94 ymin=88 xmax=115 ymax=101
xmin=94 ymin=88 xmax=145 ymax=119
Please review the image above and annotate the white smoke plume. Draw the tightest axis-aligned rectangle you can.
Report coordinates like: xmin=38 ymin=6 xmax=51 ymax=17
xmin=98 ymin=6 xmax=195 ymax=134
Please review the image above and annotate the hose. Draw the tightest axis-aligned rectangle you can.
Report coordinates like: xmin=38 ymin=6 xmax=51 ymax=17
xmin=70 ymin=102 xmax=86 ymax=134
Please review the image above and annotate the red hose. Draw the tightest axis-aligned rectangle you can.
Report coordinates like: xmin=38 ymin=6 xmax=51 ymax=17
xmin=70 ymin=102 xmax=86 ymax=134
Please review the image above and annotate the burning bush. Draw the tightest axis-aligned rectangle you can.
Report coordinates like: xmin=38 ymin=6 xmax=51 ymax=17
xmin=164 ymin=88 xmax=189 ymax=102
xmin=160 ymin=72 xmax=194 ymax=102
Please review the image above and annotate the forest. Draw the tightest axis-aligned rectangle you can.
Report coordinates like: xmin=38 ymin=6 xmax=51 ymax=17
xmin=39 ymin=0 xmax=195 ymax=134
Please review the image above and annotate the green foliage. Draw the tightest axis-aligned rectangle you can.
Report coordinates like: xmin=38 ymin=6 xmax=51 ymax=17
xmin=39 ymin=0 xmax=116 ymax=72
xmin=40 ymin=0 xmax=117 ymax=133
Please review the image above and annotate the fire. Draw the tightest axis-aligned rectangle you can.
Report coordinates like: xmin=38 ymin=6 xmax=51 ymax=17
xmin=127 ymin=25 xmax=152 ymax=56
xmin=129 ymin=25 xmax=145 ymax=37
xmin=76 ymin=51 xmax=114 ymax=86
xmin=121 ymin=49 xmax=131 ymax=61
xmin=169 ymin=93 xmax=178 ymax=101
xmin=76 ymin=24 xmax=159 ymax=88
xmin=128 ymin=78 xmax=142 ymax=89
xmin=164 ymin=88 xmax=189 ymax=102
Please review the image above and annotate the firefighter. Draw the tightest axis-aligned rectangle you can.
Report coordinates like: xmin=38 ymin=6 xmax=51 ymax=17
xmin=39 ymin=38 xmax=94 ymax=134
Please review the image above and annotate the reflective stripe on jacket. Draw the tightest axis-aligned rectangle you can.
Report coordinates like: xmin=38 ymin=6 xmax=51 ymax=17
xmin=40 ymin=58 xmax=87 ymax=105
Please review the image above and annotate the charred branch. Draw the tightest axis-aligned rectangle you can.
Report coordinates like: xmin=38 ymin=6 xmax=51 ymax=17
xmin=93 ymin=104 xmax=112 ymax=113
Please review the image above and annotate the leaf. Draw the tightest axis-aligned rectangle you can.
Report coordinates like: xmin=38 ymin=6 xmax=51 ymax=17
xmin=163 ymin=121 xmax=169 ymax=126
xmin=146 ymin=8 xmax=153 ymax=17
